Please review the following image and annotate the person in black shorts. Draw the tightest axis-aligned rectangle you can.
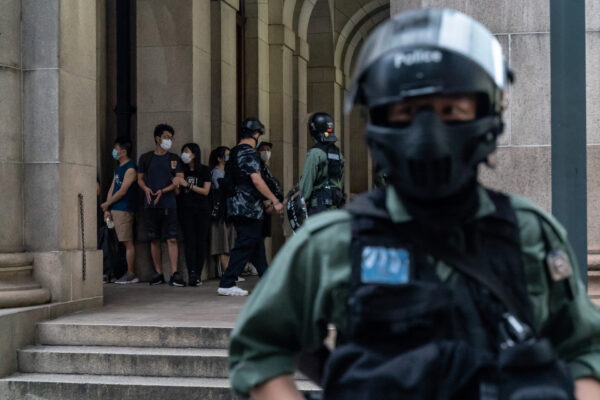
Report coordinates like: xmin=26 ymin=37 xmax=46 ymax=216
xmin=137 ymin=123 xmax=185 ymax=287
xmin=173 ymin=143 xmax=212 ymax=286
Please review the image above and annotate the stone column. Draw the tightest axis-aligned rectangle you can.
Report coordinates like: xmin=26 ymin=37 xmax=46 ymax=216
xmin=0 ymin=0 xmax=24 ymax=254
xmin=21 ymin=0 xmax=101 ymax=303
xmin=211 ymin=0 xmax=239 ymax=148
xmin=293 ymin=37 xmax=309 ymax=181
xmin=135 ymin=0 xmax=214 ymax=280
xmin=0 ymin=0 xmax=50 ymax=309
xmin=268 ymin=23 xmax=295 ymax=253
xmin=348 ymin=106 xmax=369 ymax=195
xmin=244 ymin=0 xmax=270 ymax=129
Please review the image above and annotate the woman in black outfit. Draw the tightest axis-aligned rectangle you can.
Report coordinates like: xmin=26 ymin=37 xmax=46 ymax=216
xmin=174 ymin=143 xmax=212 ymax=286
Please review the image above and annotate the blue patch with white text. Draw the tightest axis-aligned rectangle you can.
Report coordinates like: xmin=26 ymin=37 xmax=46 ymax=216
xmin=361 ymin=246 xmax=411 ymax=284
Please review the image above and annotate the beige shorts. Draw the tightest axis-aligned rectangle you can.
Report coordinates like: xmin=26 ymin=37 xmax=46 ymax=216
xmin=111 ymin=210 xmax=134 ymax=242
xmin=210 ymin=220 xmax=236 ymax=255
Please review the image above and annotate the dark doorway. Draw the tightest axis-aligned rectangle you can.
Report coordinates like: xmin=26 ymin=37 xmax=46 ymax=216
xmin=100 ymin=0 xmax=137 ymax=199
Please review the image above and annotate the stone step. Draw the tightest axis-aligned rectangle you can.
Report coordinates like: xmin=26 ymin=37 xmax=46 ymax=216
xmin=0 ymin=265 xmax=33 ymax=281
xmin=0 ymin=287 xmax=51 ymax=308
xmin=0 ymin=279 xmax=40 ymax=292
xmin=0 ymin=373 xmax=320 ymax=400
xmin=587 ymin=270 xmax=600 ymax=296
xmin=37 ymin=323 xmax=231 ymax=349
xmin=18 ymin=346 xmax=230 ymax=378
xmin=588 ymin=254 xmax=600 ymax=271
xmin=0 ymin=252 xmax=34 ymax=268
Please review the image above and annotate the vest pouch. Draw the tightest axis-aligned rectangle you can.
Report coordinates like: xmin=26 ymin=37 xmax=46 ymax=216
xmin=331 ymin=187 xmax=346 ymax=208
xmin=348 ymin=281 xmax=457 ymax=352
xmin=314 ymin=186 xmax=334 ymax=207
xmin=498 ymin=339 xmax=574 ymax=400
xmin=322 ymin=340 xmax=485 ymax=400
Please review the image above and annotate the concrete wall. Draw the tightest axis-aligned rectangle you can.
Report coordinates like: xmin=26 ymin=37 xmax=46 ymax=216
xmin=391 ymin=0 xmax=600 ymax=249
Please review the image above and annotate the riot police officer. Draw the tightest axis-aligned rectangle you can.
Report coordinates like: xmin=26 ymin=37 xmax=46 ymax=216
xmin=228 ymin=9 xmax=600 ymax=399
xmin=298 ymin=112 xmax=345 ymax=216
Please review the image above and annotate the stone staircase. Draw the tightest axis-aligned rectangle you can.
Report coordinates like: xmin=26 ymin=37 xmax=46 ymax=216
xmin=0 ymin=253 xmax=50 ymax=309
xmin=588 ymin=253 xmax=600 ymax=306
xmin=0 ymin=321 xmax=319 ymax=399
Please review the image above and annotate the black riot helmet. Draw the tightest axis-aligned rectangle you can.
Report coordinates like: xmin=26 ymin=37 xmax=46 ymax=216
xmin=346 ymin=8 xmax=510 ymax=200
xmin=240 ymin=118 xmax=265 ymax=140
xmin=309 ymin=112 xmax=337 ymax=143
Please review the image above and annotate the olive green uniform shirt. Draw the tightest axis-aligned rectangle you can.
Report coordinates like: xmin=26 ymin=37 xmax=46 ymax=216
xmin=229 ymin=186 xmax=600 ymax=396
xmin=298 ymin=147 xmax=345 ymax=206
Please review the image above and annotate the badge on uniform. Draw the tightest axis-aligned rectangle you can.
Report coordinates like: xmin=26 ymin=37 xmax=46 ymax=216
xmin=546 ymin=250 xmax=573 ymax=281
xmin=171 ymin=160 xmax=178 ymax=170
xmin=361 ymin=246 xmax=411 ymax=284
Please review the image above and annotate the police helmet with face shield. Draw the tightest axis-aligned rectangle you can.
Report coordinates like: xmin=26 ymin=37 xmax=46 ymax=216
xmin=346 ymin=8 xmax=510 ymax=200
xmin=309 ymin=112 xmax=338 ymax=143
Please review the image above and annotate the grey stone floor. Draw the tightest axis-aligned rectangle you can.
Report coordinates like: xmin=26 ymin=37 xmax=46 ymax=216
xmin=46 ymin=277 xmax=259 ymax=328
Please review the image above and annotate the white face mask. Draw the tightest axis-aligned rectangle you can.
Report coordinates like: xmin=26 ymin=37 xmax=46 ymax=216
xmin=160 ymin=138 xmax=172 ymax=151
xmin=181 ymin=152 xmax=192 ymax=164
xmin=260 ymin=150 xmax=271 ymax=162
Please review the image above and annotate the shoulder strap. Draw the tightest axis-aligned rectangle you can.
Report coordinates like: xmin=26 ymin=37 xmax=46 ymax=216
xmin=139 ymin=152 xmax=154 ymax=174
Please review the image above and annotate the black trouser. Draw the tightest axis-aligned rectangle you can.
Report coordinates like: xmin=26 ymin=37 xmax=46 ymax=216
xmin=179 ymin=207 xmax=211 ymax=277
xmin=219 ymin=219 xmax=267 ymax=288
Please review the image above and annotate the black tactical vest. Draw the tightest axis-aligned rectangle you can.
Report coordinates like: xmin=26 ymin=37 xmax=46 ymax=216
xmin=321 ymin=187 xmax=567 ymax=400
xmin=313 ymin=143 xmax=344 ymax=185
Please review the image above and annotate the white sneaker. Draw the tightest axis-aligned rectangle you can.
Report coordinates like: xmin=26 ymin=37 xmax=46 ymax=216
xmin=242 ymin=263 xmax=259 ymax=276
xmin=115 ymin=273 xmax=140 ymax=285
xmin=237 ymin=276 xmax=246 ymax=282
xmin=217 ymin=286 xmax=249 ymax=296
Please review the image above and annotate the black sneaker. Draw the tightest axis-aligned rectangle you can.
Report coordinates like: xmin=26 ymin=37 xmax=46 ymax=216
xmin=149 ymin=273 xmax=165 ymax=286
xmin=169 ymin=272 xmax=185 ymax=287
xmin=188 ymin=272 xmax=201 ymax=287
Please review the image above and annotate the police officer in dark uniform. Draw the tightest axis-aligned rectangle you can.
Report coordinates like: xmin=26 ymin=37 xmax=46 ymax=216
xmin=228 ymin=9 xmax=600 ymax=399
xmin=299 ymin=113 xmax=345 ymax=216
xmin=217 ymin=118 xmax=283 ymax=296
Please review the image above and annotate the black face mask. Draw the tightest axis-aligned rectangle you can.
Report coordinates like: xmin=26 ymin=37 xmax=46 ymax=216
xmin=367 ymin=109 xmax=501 ymax=201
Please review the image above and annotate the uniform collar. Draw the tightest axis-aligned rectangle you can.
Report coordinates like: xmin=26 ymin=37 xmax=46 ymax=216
xmin=385 ymin=185 xmax=496 ymax=224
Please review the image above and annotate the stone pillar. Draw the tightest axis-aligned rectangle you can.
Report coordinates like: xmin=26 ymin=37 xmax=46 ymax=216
xmin=21 ymin=0 xmax=102 ymax=303
xmin=211 ymin=0 xmax=239 ymax=148
xmin=193 ymin=0 xmax=213 ymax=158
xmin=0 ymin=0 xmax=24 ymax=254
xmin=135 ymin=0 xmax=214 ymax=280
xmin=294 ymin=37 xmax=309 ymax=181
xmin=348 ymin=106 xmax=369 ymax=195
xmin=244 ymin=0 xmax=270 ymax=130
xmin=268 ymin=23 xmax=295 ymax=253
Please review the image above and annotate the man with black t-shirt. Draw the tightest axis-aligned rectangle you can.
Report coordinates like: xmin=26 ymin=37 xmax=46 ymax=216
xmin=137 ymin=123 xmax=185 ymax=287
